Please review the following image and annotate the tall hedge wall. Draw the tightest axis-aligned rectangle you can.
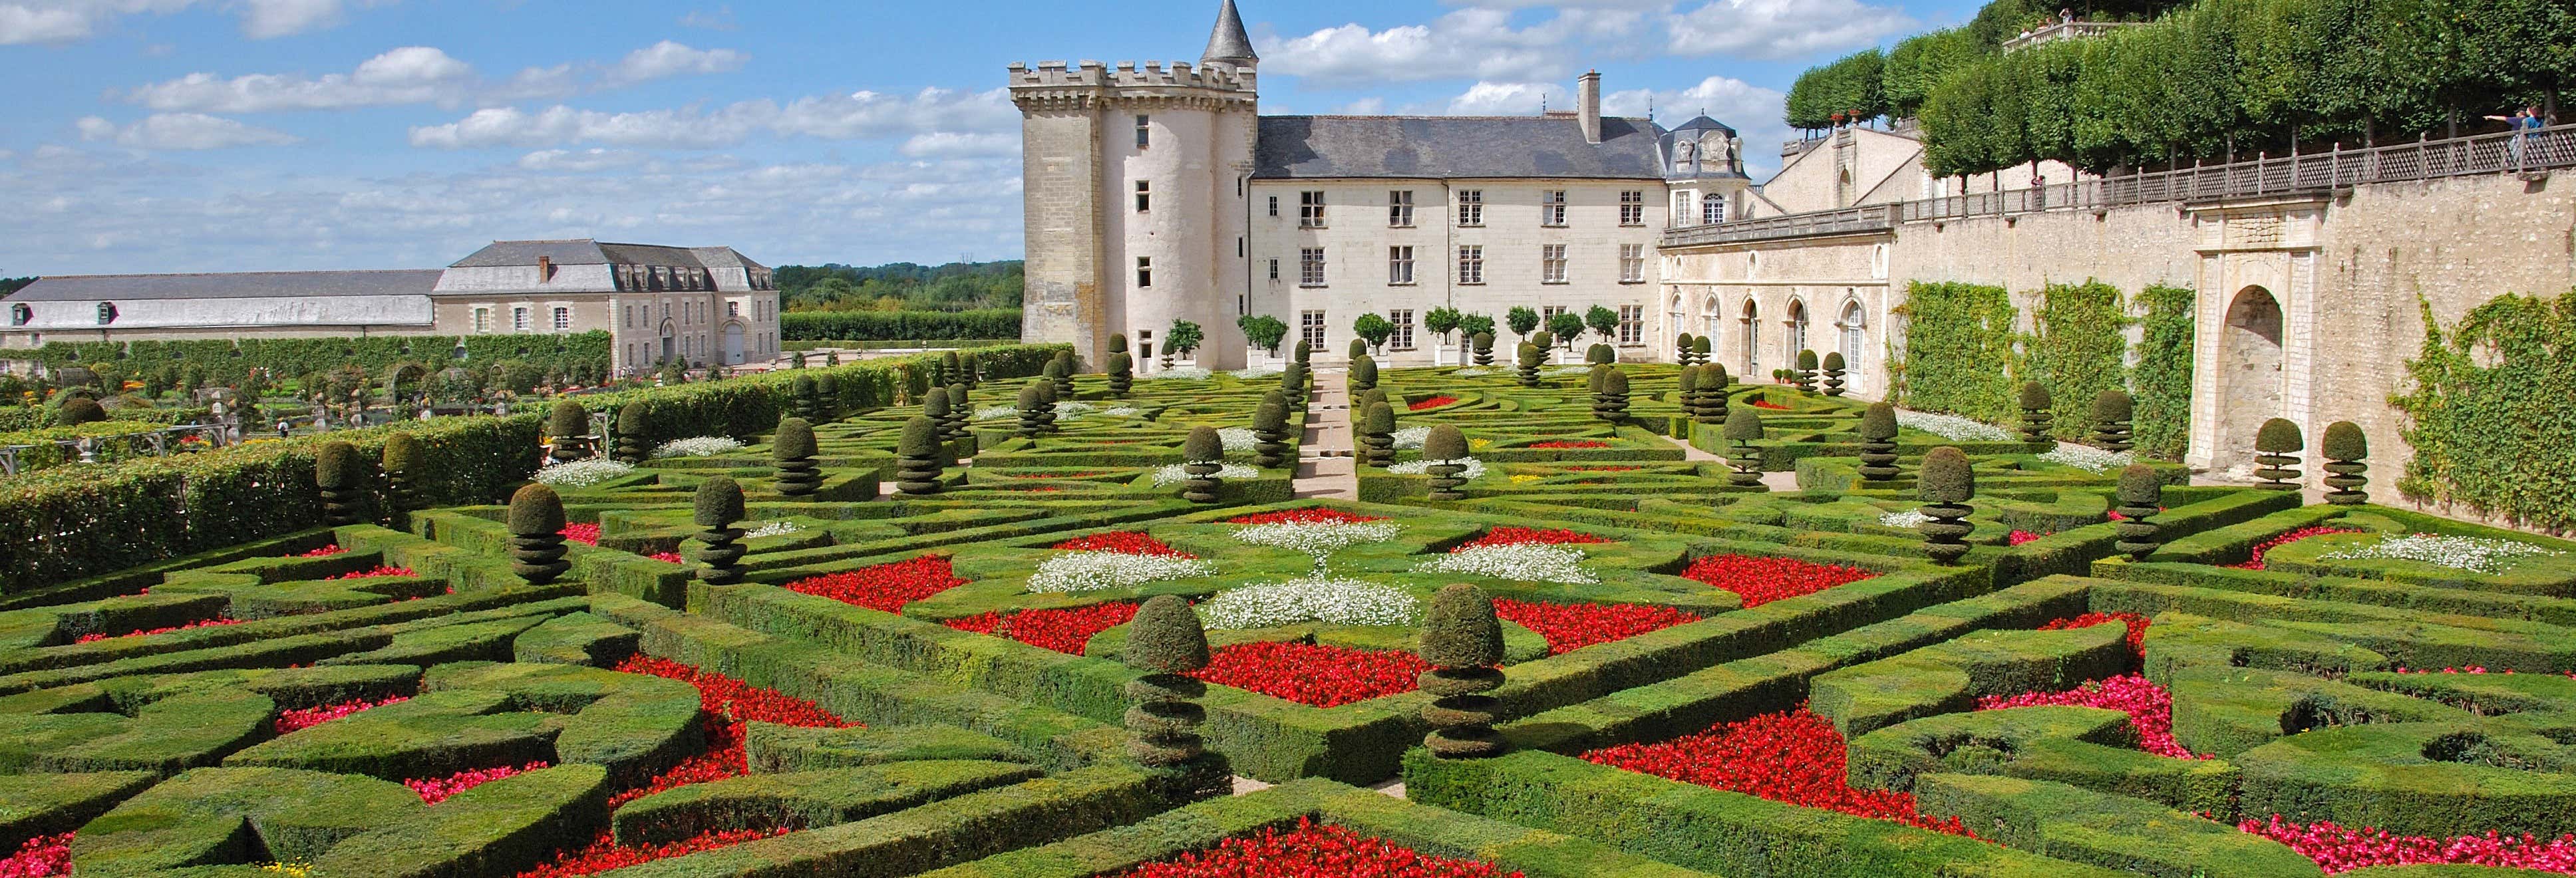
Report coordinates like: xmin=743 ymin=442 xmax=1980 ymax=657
xmin=2131 ymin=284 xmax=2198 ymax=460
xmin=1894 ymin=279 xmax=2195 ymax=458
xmin=1889 ymin=281 xmax=2020 ymax=424
xmin=2021 ymin=281 xmax=2130 ymax=441
xmin=32 ymin=333 xmax=612 ymax=388
xmin=2392 ymin=292 xmax=2576 ymax=532
xmin=780 ymin=311 xmax=1021 ymax=342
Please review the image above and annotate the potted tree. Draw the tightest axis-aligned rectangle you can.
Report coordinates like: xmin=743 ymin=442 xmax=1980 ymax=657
xmin=1236 ymin=313 xmax=1288 ymax=366
xmin=1351 ymin=313 xmax=1396 ymax=357
xmin=1424 ymin=306 xmax=1462 ymax=366
xmin=1163 ymin=319 xmax=1203 ymax=369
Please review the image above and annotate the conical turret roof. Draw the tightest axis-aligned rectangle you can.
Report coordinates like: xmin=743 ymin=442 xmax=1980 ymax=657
xmin=1203 ymin=0 xmax=1259 ymax=67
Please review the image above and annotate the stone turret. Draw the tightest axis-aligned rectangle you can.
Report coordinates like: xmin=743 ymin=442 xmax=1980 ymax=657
xmin=1202 ymin=0 xmax=1259 ymax=71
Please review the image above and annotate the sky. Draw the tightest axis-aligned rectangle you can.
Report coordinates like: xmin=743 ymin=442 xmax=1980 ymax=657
xmin=0 ymin=0 xmax=1983 ymax=276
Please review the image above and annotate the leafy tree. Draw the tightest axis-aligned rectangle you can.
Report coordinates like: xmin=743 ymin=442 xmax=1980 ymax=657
xmin=1545 ymin=311 xmax=1585 ymax=348
xmin=1353 ymin=313 xmax=1396 ymax=353
xmin=1885 ymin=28 xmax=1989 ymax=119
xmin=1786 ymin=49 xmax=1890 ymax=130
xmin=1236 ymin=314 xmax=1288 ymax=355
xmin=1164 ymin=320 xmax=1204 ymax=357
xmin=1458 ymin=313 xmax=1496 ymax=341
xmin=1583 ymin=305 xmax=1619 ymax=343
xmin=1506 ymin=307 xmax=1540 ymax=341
xmin=1425 ymin=307 xmax=1463 ymax=345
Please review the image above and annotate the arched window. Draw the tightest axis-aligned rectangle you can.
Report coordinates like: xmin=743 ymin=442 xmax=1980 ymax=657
xmin=1702 ymin=193 xmax=1726 ymax=225
xmin=1740 ymin=298 xmax=1762 ymax=376
xmin=1840 ymin=299 xmax=1867 ymax=394
xmin=1786 ymin=299 xmax=1810 ymax=358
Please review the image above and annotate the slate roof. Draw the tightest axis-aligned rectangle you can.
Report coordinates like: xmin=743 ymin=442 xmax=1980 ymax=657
xmin=3 ymin=270 xmax=441 ymax=303
xmin=1202 ymin=0 xmax=1259 ymax=66
xmin=1668 ymin=115 xmax=1738 ymax=136
xmin=1253 ymin=115 xmax=1667 ymax=180
xmin=448 ymin=239 xmax=766 ymax=270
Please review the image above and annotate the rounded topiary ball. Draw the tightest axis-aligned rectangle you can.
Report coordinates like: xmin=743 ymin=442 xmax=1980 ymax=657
xmin=1798 ymin=349 xmax=1819 ymax=372
xmin=1423 ymin=424 xmax=1468 ymax=461
xmin=1125 ymin=595 xmax=1209 ymax=674
xmin=1677 ymin=365 xmax=1700 ymax=395
xmin=1349 ymin=339 xmax=1369 ymax=360
xmin=2118 ymin=462 xmax=2162 ymax=507
xmin=1420 ymin=584 xmax=1503 ymax=668
xmin=382 ymin=432 xmax=425 ymax=477
xmin=2020 ymin=381 xmax=2052 ymax=412
xmin=315 ymin=441 xmax=359 ymax=490
xmin=1860 ymin=402 xmax=1898 ymax=441
xmin=1362 ymin=400 xmax=1394 ymax=434
xmin=55 ymin=395 xmax=107 ymax=426
xmin=1352 ymin=356 xmax=1378 ymax=388
xmin=2256 ymin=418 xmax=2303 ymax=453
xmin=1253 ymin=398 xmax=1286 ymax=434
xmin=1016 ymin=383 xmax=1045 ymax=410
xmin=547 ymin=399 xmax=589 ymax=439
xmin=2323 ymin=420 xmax=2367 ymax=462
xmin=618 ymin=401 xmax=650 ymax=435
xmin=1917 ymin=446 xmax=1975 ymax=504
xmin=1601 ymin=368 xmax=1629 ymax=396
xmin=774 ymin=417 xmax=817 ymax=460
xmin=1706 ymin=363 xmax=1730 ymax=388
xmin=1110 ymin=333 xmax=1129 ymax=355
xmin=899 ymin=415 xmax=939 ymax=458
xmin=1723 ymin=405 xmax=1763 ymax=442
xmin=1294 ymin=340 xmax=1312 ymax=364
xmin=508 ymin=484 xmax=566 ymax=536
xmin=693 ymin=476 xmax=745 ymax=529
xmin=1184 ymin=425 xmax=1223 ymax=463
xmin=2092 ymin=389 xmax=2134 ymax=424
xmin=1824 ymin=351 xmax=1846 ymax=372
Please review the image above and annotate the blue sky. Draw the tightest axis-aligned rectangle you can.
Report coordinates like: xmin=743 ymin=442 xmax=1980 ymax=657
xmin=0 ymin=0 xmax=1981 ymax=275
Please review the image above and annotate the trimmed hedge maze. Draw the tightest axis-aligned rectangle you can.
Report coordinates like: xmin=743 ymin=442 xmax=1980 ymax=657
xmin=2 ymin=357 xmax=2574 ymax=877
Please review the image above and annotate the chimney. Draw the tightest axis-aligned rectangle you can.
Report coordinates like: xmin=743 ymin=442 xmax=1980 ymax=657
xmin=536 ymin=255 xmax=553 ymax=282
xmin=1577 ymin=71 xmax=1602 ymax=145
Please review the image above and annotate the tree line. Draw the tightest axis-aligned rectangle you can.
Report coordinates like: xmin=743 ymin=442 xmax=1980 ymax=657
xmin=776 ymin=261 xmax=1023 ymax=313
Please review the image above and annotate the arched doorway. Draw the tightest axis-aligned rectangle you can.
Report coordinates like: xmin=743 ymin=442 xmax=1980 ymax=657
xmin=723 ymin=322 xmax=747 ymax=365
xmin=658 ymin=320 xmax=676 ymax=365
xmin=2217 ymin=286 xmax=2285 ymax=472
xmin=1839 ymin=299 xmax=1867 ymax=395
xmin=1786 ymin=299 xmax=1810 ymax=359
xmin=1740 ymin=298 xmax=1762 ymax=377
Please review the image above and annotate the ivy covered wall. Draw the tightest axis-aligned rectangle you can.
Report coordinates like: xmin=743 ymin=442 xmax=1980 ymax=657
xmin=2393 ymin=292 xmax=2576 ymax=533
xmin=1888 ymin=281 xmax=2020 ymax=424
xmin=1891 ymin=279 xmax=2199 ymax=459
xmin=2130 ymin=285 xmax=2197 ymax=460
xmin=2022 ymin=281 xmax=2130 ymax=440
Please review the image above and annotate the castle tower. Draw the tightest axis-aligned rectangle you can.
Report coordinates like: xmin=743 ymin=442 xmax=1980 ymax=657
xmin=1011 ymin=0 xmax=1260 ymax=368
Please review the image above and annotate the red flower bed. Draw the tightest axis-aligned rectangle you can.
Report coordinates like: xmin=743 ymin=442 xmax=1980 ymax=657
xmin=75 ymin=617 xmax=242 ymax=643
xmin=2240 ymin=815 xmax=2576 ymax=874
xmin=1750 ymin=398 xmax=1791 ymax=410
xmin=943 ymin=603 xmax=1140 ymax=656
xmin=560 ymin=523 xmax=601 ymax=545
xmin=1678 ymin=555 xmax=1879 ymax=609
xmin=1568 ymin=465 xmax=1642 ymax=472
xmin=295 ymin=544 xmax=347 ymax=557
xmin=2229 ymin=526 xmax=2367 ymax=570
xmin=606 ymin=655 xmax=852 ymax=810
xmin=408 ymin=761 xmax=550 ymax=804
xmin=1583 ymin=706 xmax=1969 ymax=835
xmin=1225 ymin=508 xmax=1387 ymax=525
xmin=1494 ymin=599 xmax=1700 ymax=655
xmin=1053 ymin=531 xmax=1192 ymax=557
xmin=649 ymin=551 xmax=685 ymax=564
xmin=2040 ymin=611 xmax=2152 ymax=658
xmin=1456 ymin=527 xmax=1609 ymax=550
xmin=276 ymin=694 xmax=410 ymax=734
xmin=516 ymin=827 xmax=792 ymax=878
xmin=331 ymin=565 xmax=417 ymax=580
xmin=1188 ymin=642 xmax=1430 ymax=708
xmin=1408 ymin=396 xmax=1462 ymax=411
xmin=2007 ymin=530 xmax=2045 ymax=546
xmin=1117 ymin=817 xmax=1521 ymax=878
xmin=1529 ymin=440 xmax=1611 ymax=449
xmin=1011 ymin=486 xmax=1065 ymax=493
xmin=0 ymin=833 xmax=70 ymax=877
xmin=1978 ymin=674 xmax=2201 ymax=759
xmin=782 ymin=555 xmax=966 ymax=613
xmin=1008 ymin=471 xmax=1108 ymax=479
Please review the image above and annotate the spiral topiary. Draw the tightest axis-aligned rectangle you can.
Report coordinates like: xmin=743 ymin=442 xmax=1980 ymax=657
xmin=1106 ymin=351 xmax=1134 ymax=397
xmin=507 ymin=484 xmax=569 ymax=583
xmin=1471 ymin=332 xmax=1494 ymax=366
xmin=959 ymin=351 xmax=981 ymax=387
xmin=2115 ymin=464 xmax=2163 ymax=561
xmin=315 ymin=441 xmax=367 ymax=526
xmin=1123 ymin=595 xmax=1214 ymax=771
xmin=1532 ymin=331 xmax=1555 ymax=354
xmin=693 ymin=476 xmax=748 ymax=585
xmin=772 ymin=417 xmax=821 ymax=498
xmin=615 ymin=402 xmax=652 ymax=463
xmin=1350 ymin=355 xmax=1378 ymax=394
xmin=2090 ymin=390 xmax=2135 ymax=453
xmin=1587 ymin=343 xmax=1615 ymax=365
xmin=1794 ymin=349 xmax=1820 ymax=394
xmin=895 ymin=416 xmax=944 ymax=496
xmin=2321 ymin=420 xmax=2369 ymax=506
xmin=1822 ymin=351 xmax=1848 ymax=396
xmin=1180 ymin=426 xmax=1225 ymax=504
xmin=1515 ymin=343 xmax=1542 ymax=387
xmin=1293 ymin=339 xmax=1312 ymax=365
xmin=942 ymin=384 xmax=971 ymax=444
xmin=1693 ymin=365 xmax=1729 ymax=425
xmin=2018 ymin=381 xmax=2055 ymax=444
xmin=55 ymin=395 xmax=106 ymax=426
xmin=814 ymin=374 xmax=841 ymax=422
xmin=1858 ymin=402 xmax=1901 ymax=482
xmin=790 ymin=374 xmax=819 ymax=422
xmin=2254 ymin=418 xmax=2303 ymax=489
xmin=381 ymin=434 xmax=425 ymax=523
xmin=1916 ymin=446 xmax=1976 ymax=565
xmin=944 ymin=349 xmax=965 ymax=382
xmin=1281 ymin=361 xmax=1309 ymax=402
xmin=1253 ymin=393 xmax=1292 ymax=470
xmin=1691 ymin=335 xmax=1712 ymax=365
xmin=1015 ymin=383 xmax=1050 ymax=440
xmin=1723 ymin=406 xmax=1765 ymax=487
xmin=921 ymin=389 xmax=955 ymax=450
xmin=1043 ymin=356 xmax=1073 ymax=402
xmin=1675 ymin=333 xmax=1694 ymax=365
xmin=546 ymin=400 xmax=591 ymax=463
xmin=1422 ymin=425 xmax=1471 ymax=501
xmin=1592 ymin=366 xmax=1630 ymax=422
xmin=1359 ymin=401 xmax=1396 ymax=468
xmin=1416 ymin=583 xmax=1507 ymax=758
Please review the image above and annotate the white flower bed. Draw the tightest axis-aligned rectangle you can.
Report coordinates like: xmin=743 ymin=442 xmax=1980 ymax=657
xmin=1544 ymin=365 xmax=1593 ymax=377
xmin=1101 ymin=406 xmax=1142 ymax=418
xmin=536 ymin=458 xmax=635 ymax=488
xmin=1230 ymin=366 xmax=1283 ymax=380
xmin=2038 ymin=442 xmax=2135 ymax=474
xmin=1896 ymin=411 xmax=2018 ymax=443
xmin=1388 ymin=457 xmax=1486 ymax=479
xmin=742 ymin=521 xmax=804 ymax=539
xmin=1197 ymin=577 xmax=1421 ymax=629
xmin=1453 ymin=367 xmax=1494 ymax=377
xmin=1053 ymin=401 xmax=1099 ymax=419
xmin=1877 ymin=510 xmax=1931 ymax=529
xmin=1219 ymin=427 xmax=1259 ymax=452
xmin=1026 ymin=551 xmax=1217 ymax=593
xmin=1413 ymin=543 xmax=1597 ymax=585
xmin=1232 ymin=520 xmax=1404 ymax=559
xmin=1150 ymin=462 xmax=1259 ymax=488
xmin=973 ymin=405 xmax=1019 ymax=422
xmin=650 ymin=436 xmax=745 ymax=458
xmin=2317 ymin=533 xmax=2562 ymax=574
xmin=1392 ymin=426 xmax=1431 ymax=450
xmin=1151 ymin=366 xmax=1211 ymax=381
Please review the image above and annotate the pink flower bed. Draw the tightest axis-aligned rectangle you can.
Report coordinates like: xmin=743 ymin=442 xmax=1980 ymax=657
xmin=560 ymin=523 xmax=601 ymax=545
xmin=1977 ymin=674 xmax=2202 ymax=759
xmin=0 ymin=833 xmax=70 ymax=877
xmin=2229 ymin=526 xmax=2366 ymax=570
xmin=2241 ymin=815 xmax=2576 ymax=874
xmin=275 ymin=694 xmax=411 ymax=734
xmin=407 ymin=761 xmax=550 ymax=804
xmin=75 ymin=618 xmax=241 ymax=644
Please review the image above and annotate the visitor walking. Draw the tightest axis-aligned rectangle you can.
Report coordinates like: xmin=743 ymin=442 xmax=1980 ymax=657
xmin=2486 ymin=106 xmax=2545 ymax=170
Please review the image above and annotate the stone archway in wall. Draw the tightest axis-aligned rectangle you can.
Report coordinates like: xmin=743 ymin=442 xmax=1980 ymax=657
xmin=2215 ymin=285 xmax=2285 ymax=472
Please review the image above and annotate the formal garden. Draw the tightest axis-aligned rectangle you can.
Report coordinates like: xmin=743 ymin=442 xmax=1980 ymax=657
xmin=0 ymin=337 xmax=2569 ymax=877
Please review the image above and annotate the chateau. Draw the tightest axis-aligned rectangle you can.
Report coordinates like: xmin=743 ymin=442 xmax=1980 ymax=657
xmin=0 ymin=239 xmax=784 ymax=376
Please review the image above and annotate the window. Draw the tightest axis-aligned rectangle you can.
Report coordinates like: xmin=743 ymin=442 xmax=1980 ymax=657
xmin=512 ymin=307 xmax=530 ymax=332
xmin=1135 ymin=114 xmax=1151 ymax=149
xmin=1457 ymin=245 xmax=1484 ymax=285
xmin=473 ymin=307 xmax=492 ymax=333
xmin=1135 ymin=180 xmax=1151 ymax=213
xmin=728 ymin=301 xmax=740 ymax=318
xmin=7 ymin=304 xmax=27 ymax=327
xmin=95 ymin=302 xmax=117 ymax=325
xmin=1299 ymin=248 xmax=1326 ymax=286
xmin=1267 ymin=259 xmax=1280 ymax=281
xmin=1702 ymin=193 xmax=1727 ymax=225
xmin=1299 ymin=191 xmax=1326 ymax=227
xmin=1389 ymin=190 xmax=1414 ymax=227
xmin=1620 ymin=190 xmax=1645 ymax=226
xmin=552 ymin=307 xmax=571 ymax=333
xmin=1300 ymin=310 xmax=1327 ymax=351
xmin=1542 ymin=305 xmax=1567 ymax=323
xmin=1618 ymin=305 xmax=1645 ymax=345
xmin=1136 ymin=257 xmax=1153 ymax=288
xmin=1673 ymin=192 xmax=1693 ymax=224
xmin=1388 ymin=246 xmax=1414 ymax=285
xmin=1621 ymin=244 xmax=1647 ymax=283
xmin=1543 ymin=190 xmax=1567 ymax=226
xmin=1388 ymin=309 xmax=1415 ymax=350
xmin=1541 ymin=245 xmax=1568 ymax=284
xmin=1268 ymin=196 xmax=1279 ymax=218
xmin=1457 ymin=190 xmax=1483 ymax=226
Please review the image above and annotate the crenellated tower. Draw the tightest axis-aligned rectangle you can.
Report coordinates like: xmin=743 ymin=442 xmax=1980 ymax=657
xmin=1010 ymin=0 xmax=1261 ymax=368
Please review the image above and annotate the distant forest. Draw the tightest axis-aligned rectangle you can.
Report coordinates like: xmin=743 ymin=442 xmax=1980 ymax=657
xmin=776 ymin=261 xmax=1023 ymax=313
xmin=0 ymin=278 xmax=32 ymax=297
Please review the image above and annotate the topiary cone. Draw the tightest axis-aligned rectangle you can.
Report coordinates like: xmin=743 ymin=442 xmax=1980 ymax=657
xmin=381 ymin=433 xmax=426 ymax=524
xmin=1471 ymin=332 xmax=1494 ymax=366
xmin=2321 ymin=420 xmax=2368 ymax=506
xmin=693 ymin=476 xmax=748 ymax=585
xmin=615 ymin=402 xmax=652 ymax=463
xmin=1419 ymin=583 xmax=1506 ymax=758
xmin=1123 ymin=595 xmax=1212 ymax=768
xmin=1359 ymin=401 xmax=1396 ymax=468
xmin=2115 ymin=463 xmax=2163 ymax=561
xmin=507 ymin=484 xmax=569 ymax=583
xmin=1106 ymin=351 xmax=1134 ymax=397
xmin=2254 ymin=418 xmax=2303 ymax=489
xmin=546 ymin=399 xmax=591 ymax=463
xmin=1794 ymin=349 xmax=1820 ymax=393
xmin=1916 ymin=446 xmax=1976 ymax=565
xmin=1515 ymin=343 xmax=1542 ymax=387
xmin=1723 ymin=406 xmax=1764 ymax=487
xmin=1350 ymin=355 xmax=1378 ymax=394
xmin=1252 ymin=395 xmax=1291 ymax=470
xmin=1423 ymin=425 xmax=1471 ymax=501
xmin=316 ymin=441 xmax=367 ymax=527
xmin=895 ymin=416 xmax=944 ymax=496
xmin=942 ymin=384 xmax=971 ymax=446
xmin=772 ymin=417 xmax=821 ymax=498
xmin=1181 ymin=426 xmax=1224 ymax=504
xmin=1015 ymin=384 xmax=1048 ymax=440
xmin=2018 ymin=381 xmax=2054 ymax=444
xmin=1858 ymin=402 xmax=1901 ymax=482
xmin=1593 ymin=366 xmax=1630 ymax=422
xmin=1822 ymin=351 xmax=1848 ymax=396
xmin=2090 ymin=390 xmax=2134 ymax=453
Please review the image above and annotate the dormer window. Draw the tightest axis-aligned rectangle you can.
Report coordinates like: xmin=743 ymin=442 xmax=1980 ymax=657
xmin=8 ymin=304 xmax=29 ymax=326
xmin=95 ymin=303 xmax=117 ymax=325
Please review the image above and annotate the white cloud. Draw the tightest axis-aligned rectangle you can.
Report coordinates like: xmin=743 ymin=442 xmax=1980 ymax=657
xmin=0 ymin=4 xmax=89 ymax=43
xmin=125 ymin=41 xmax=746 ymax=114
xmin=238 ymin=0 xmax=344 ymax=39
xmin=409 ymin=87 xmax=1017 ymax=151
xmin=77 ymin=112 xmax=299 ymax=149
xmin=1605 ymin=75 xmax=1794 ymax=178
xmin=678 ymin=6 xmax=734 ymax=31
xmin=898 ymin=131 xmax=1017 ymax=158
xmin=1665 ymin=0 xmax=1911 ymax=59
xmin=0 ymin=0 xmax=377 ymax=44
xmin=516 ymin=148 xmax=647 ymax=172
xmin=1446 ymin=81 xmax=1553 ymax=115
xmin=1259 ymin=9 xmax=1640 ymax=88
xmin=605 ymin=40 xmax=746 ymax=86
